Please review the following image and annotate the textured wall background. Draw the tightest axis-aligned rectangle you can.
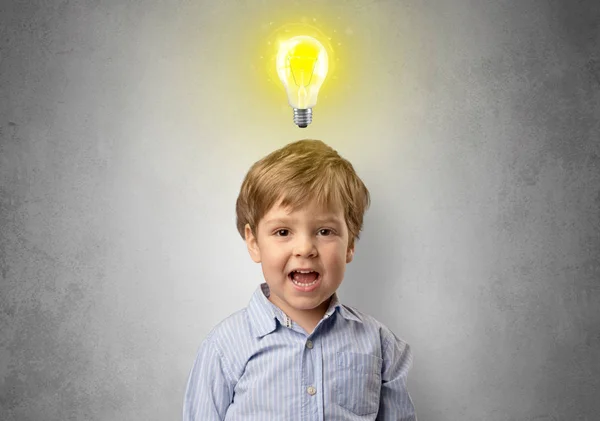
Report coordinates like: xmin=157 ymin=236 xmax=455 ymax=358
xmin=1 ymin=0 xmax=599 ymax=420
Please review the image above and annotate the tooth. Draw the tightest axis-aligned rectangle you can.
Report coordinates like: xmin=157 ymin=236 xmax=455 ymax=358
xmin=291 ymin=277 xmax=319 ymax=286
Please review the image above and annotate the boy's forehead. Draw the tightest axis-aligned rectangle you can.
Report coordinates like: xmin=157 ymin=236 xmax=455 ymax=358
xmin=263 ymin=199 xmax=344 ymax=221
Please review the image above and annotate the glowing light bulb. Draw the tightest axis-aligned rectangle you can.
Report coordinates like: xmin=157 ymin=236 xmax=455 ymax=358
xmin=276 ymin=35 xmax=329 ymax=128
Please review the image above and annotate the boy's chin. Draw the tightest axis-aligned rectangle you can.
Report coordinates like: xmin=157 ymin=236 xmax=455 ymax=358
xmin=287 ymin=295 xmax=332 ymax=311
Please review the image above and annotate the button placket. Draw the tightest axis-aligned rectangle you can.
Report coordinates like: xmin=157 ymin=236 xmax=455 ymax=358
xmin=283 ymin=314 xmax=292 ymax=329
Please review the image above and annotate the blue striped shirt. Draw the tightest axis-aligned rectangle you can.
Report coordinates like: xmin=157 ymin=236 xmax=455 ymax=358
xmin=183 ymin=283 xmax=417 ymax=420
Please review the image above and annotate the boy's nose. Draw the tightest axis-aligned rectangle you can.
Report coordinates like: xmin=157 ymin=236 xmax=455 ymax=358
xmin=293 ymin=235 xmax=317 ymax=257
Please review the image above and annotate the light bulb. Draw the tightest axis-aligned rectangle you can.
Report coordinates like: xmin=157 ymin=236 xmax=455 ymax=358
xmin=276 ymin=35 xmax=329 ymax=128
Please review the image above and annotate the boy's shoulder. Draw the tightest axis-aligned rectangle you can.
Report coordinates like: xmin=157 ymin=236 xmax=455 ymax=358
xmin=200 ymin=308 xmax=255 ymax=371
xmin=205 ymin=307 xmax=253 ymax=344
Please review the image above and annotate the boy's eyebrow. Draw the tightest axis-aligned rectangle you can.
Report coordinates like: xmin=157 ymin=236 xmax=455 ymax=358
xmin=265 ymin=216 xmax=343 ymax=225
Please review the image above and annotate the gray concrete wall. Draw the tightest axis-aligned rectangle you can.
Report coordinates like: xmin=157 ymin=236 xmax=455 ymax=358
xmin=1 ymin=0 xmax=599 ymax=420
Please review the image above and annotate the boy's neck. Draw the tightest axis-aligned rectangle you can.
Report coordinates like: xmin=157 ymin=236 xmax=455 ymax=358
xmin=270 ymin=296 xmax=333 ymax=335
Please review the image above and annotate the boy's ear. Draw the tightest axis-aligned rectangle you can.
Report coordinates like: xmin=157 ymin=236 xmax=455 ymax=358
xmin=346 ymin=244 xmax=355 ymax=264
xmin=245 ymin=223 xmax=261 ymax=263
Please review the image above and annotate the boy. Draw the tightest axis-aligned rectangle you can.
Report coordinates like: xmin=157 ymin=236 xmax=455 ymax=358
xmin=183 ymin=139 xmax=417 ymax=420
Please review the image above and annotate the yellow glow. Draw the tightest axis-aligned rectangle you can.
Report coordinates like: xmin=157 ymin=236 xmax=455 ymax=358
xmin=276 ymin=35 xmax=329 ymax=109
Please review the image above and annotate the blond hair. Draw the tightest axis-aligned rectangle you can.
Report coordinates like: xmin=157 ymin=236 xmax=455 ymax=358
xmin=235 ymin=139 xmax=370 ymax=248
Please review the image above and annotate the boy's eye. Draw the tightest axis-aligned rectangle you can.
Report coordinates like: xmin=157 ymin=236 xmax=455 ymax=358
xmin=273 ymin=228 xmax=335 ymax=237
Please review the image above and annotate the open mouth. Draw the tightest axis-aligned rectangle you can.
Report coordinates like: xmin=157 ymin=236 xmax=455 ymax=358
xmin=288 ymin=270 xmax=321 ymax=287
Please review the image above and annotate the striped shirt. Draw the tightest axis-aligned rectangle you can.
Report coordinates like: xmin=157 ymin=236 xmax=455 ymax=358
xmin=183 ymin=283 xmax=417 ymax=420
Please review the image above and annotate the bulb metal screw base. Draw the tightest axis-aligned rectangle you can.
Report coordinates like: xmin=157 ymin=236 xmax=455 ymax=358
xmin=293 ymin=108 xmax=313 ymax=128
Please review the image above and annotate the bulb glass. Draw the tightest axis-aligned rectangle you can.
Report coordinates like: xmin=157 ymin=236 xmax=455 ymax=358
xmin=276 ymin=35 xmax=329 ymax=109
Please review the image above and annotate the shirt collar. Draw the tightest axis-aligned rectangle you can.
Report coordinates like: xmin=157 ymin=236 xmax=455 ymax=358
xmin=246 ymin=284 xmax=279 ymax=338
xmin=329 ymin=293 xmax=363 ymax=323
xmin=247 ymin=283 xmax=362 ymax=338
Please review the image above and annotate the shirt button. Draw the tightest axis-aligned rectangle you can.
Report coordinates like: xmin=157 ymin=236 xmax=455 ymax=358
xmin=306 ymin=340 xmax=314 ymax=349
xmin=307 ymin=386 xmax=316 ymax=396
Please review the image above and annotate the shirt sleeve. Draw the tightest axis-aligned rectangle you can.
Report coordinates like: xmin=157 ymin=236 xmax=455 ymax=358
xmin=376 ymin=334 xmax=418 ymax=421
xmin=183 ymin=336 xmax=235 ymax=421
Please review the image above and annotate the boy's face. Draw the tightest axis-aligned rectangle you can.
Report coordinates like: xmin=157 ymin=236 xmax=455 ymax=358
xmin=245 ymin=198 xmax=354 ymax=321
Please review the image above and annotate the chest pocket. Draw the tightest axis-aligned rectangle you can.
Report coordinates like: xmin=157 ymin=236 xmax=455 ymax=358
xmin=333 ymin=352 xmax=383 ymax=416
